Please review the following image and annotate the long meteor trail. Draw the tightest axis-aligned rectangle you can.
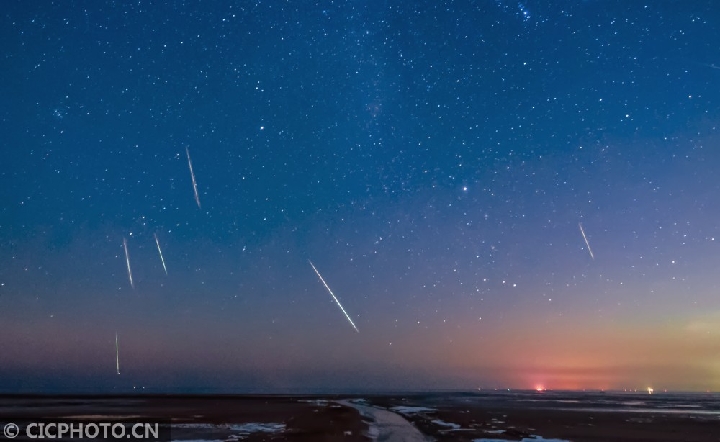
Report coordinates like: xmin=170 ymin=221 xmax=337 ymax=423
xmin=185 ymin=147 xmax=201 ymax=208
xmin=578 ymin=222 xmax=595 ymax=260
xmin=154 ymin=233 xmax=168 ymax=275
xmin=309 ymin=260 xmax=360 ymax=333
xmin=123 ymin=237 xmax=134 ymax=288
xmin=115 ymin=332 xmax=120 ymax=375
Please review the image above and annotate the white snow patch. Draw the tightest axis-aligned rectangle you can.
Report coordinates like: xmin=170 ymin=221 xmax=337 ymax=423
xmin=366 ymin=424 xmax=380 ymax=440
xmin=431 ymin=419 xmax=461 ymax=430
xmin=171 ymin=422 xmax=285 ymax=441
xmin=226 ymin=423 xmax=285 ymax=434
xmin=339 ymin=400 xmax=379 ymax=441
xmin=390 ymin=406 xmax=436 ymax=414
xmin=173 ymin=424 xmax=217 ymax=429
xmin=299 ymin=399 xmax=329 ymax=406
xmin=339 ymin=400 xmax=427 ymax=442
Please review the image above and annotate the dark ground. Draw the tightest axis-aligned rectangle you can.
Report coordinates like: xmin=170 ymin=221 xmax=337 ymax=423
xmin=1 ymin=392 xmax=718 ymax=441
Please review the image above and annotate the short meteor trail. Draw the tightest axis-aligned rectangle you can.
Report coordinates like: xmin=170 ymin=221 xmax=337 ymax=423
xmin=123 ymin=237 xmax=134 ymax=288
xmin=154 ymin=233 xmax=168 ymax=275
xmin=185 ymin=147 xmax=201 ymax=208
xmin=115 ymin=332 xmax=120 ymax=375
xmin=578 ymin=222 xmax=595 ymax=260
xmin=308 ymin=260 xmax=359 ymax=333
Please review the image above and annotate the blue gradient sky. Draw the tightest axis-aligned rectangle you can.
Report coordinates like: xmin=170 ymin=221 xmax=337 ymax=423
xmin=1 ymin=0 xmax=720 ymax=393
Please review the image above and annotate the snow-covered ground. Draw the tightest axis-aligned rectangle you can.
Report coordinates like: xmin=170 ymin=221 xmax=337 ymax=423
xmin=298 ymin=399 xmax=329 ymax=406
xmin=390 ymin=406 xmax=437 ymax=414
xmin=339 ymin=399 xmax=431 ymax=442
xmin=339 ymin=400 xmax=574 ymax=442
xmin=430 ymin=418 xmax=461 ymax=430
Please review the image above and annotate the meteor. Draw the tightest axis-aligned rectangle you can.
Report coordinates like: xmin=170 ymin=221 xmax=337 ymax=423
xmin=123 ymin=237 xmax=134 ymax=288
xmin=185 ymin=147 xmax=201 ymax=208
xmin=578 ymin=222 xmax=595 ymax=260
xmin=115 ymin=332 xmax=120 ymax=375
xmin=154 ymin=233 xmax=168 ymax=275
xmin=309 ymin=260 xmax=359 ymax=333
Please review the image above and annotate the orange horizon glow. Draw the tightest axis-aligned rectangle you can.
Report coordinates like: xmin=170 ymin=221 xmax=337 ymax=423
xmin=443 ymin=309 xmax=720 ymax=393
xmin=1 ymin=297 xmax=719 ymax=393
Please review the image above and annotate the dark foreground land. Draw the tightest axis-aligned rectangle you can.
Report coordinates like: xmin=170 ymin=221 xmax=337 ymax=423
xmin=0 ymin=391 xmax=718 ymax=442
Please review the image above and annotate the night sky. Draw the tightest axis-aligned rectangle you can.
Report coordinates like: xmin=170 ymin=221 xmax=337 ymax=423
xmin=2 ymin=0 xmax=720 ymax=393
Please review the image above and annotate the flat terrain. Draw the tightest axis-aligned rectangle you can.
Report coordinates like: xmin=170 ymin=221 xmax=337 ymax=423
xmin=363 ymin=394 xmax=720 ymax=442
xmin=0 ymin=392 xmax=718 ymax=441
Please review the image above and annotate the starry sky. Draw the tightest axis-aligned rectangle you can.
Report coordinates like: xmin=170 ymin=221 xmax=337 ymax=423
xmin=2 ymin=0 xmax=720 ymax=393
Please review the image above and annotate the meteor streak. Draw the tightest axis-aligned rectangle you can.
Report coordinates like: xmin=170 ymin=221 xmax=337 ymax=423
xmin=309 ymin=260 xmax=359 ymax=333
xmin=154 ymin=233 xmax=168 ymax=275
xmin=115 ymin=332 xmax=120 ymax=375
xmin=123 ymin=237 xmax=134 ymax=288
xmin=579 ymin=222 xmax=595 ymax=260
xmin=185 ymin=147 xmax=201 ymax=208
